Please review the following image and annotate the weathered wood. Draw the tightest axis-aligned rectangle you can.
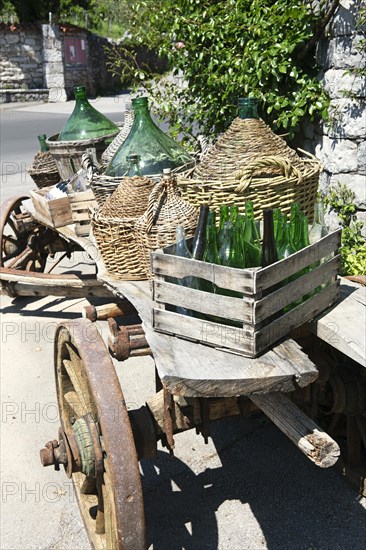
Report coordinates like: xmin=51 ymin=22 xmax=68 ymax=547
xmin=311 ymin=278 xmax=366 ymax=367
xmin=254 ymin=255 xmax=340 ymax=322
xmin=83 ymin=301 xmax=137 ymax=322
xmin=107 ymin=319 xmax=151 ymax=361
xmin=151 ymin=230 xmax=341 ymax=357
xmin=153 ymin=280 xmax=254 ymax=322
xmin=0 ymin=267 xmax=111 ymax=298
xmin=146 ymin=390 xmax=258 ymax=435
xmin=254 ymin=230 xmax=342 ymax=292
xmin=250 ymin=392 xmax=340 ymax=468
xmin=152 ymin=250 xmax=258 ymax=294
xmin=255 ymin=281 xmax=340 ymax=352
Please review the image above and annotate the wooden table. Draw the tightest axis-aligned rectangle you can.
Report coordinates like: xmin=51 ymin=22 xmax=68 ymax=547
xmin=311 ymin=277 xmax=366 ymax=368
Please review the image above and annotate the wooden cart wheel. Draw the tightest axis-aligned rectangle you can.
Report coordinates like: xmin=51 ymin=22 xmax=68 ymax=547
xmin=0 ymin=195 xmax=48 ymax=271
xmin=54 ymin=319 xmax=146 ymax=550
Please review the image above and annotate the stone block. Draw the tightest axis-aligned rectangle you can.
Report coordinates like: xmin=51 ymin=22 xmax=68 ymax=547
xmin=329 ymin=2 xmax=362 ymax=37
xmin=43 ymin=48 xmax=62 ymax=62
xmin=326 ymin=99 xmax=366 ymax=140
xmin=6 ymin=33 xmax=20 ymax=44
xmin=322 ymin=35 xmax=366 ymax=70
xmin=48 ymin=87 xmax=67 ymax=102
xmin=315 ymin=135 xmax=358 ymax=173
xmin=322 ymin=69 xmax=366 ymax=98
xmin=329 ymin=172 xmax=366 ymax=209
xmin=357 ymin=142 xmax=366 ymax=174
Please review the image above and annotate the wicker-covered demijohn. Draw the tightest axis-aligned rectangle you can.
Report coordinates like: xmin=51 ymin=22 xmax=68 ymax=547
xmin=27 ymin=151 xmax=61 ymax=189
xmin=177 ymin=117 xmax=321 ymax=221
xmin=135 ymin=170 xmax=198 ymax=278
xmin=91 ymin=176 xmax=155 ymax=279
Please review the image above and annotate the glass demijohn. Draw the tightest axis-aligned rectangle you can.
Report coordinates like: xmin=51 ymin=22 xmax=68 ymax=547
xmin=58 ymin=86 xmax=119 ymax=141
xmin=105 ymin=97 xmax=194 ymax=178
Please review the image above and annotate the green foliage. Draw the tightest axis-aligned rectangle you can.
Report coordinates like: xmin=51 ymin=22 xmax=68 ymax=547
xmin=0 ymin=0 xmax=97 ymax=23
xmin=321 ymin=182 xmax=366 ymax=276
xmin=112 ymin=0 xmax=330 ymax=141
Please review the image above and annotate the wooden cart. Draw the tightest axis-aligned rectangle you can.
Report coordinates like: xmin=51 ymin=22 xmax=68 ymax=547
xmin=1 ymin=194 xmax=365 ymax=550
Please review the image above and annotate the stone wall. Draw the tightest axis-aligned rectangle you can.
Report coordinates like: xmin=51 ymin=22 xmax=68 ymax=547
xmin=314 ymin=0 xmax=366 ymax=232
xmin=0 ymin=23 xmax=45 ymax=92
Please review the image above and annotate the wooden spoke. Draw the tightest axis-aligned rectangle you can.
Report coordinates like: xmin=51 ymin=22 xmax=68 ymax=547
xmin=54 ymin=319 xmax=146 ymax=550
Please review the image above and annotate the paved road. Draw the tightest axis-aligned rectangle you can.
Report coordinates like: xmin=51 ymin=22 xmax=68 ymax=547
xmin=0 ymin=98 xmax=365 ymax=550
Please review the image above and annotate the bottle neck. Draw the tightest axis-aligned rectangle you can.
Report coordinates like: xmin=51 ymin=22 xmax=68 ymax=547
xmin=37 ymin=134 xmax=49 ymax=152
xmin=261 ymin=209 xmax=278 ymax=266
xmin=238 ymin=98 xmax=259 ymax=119
xmin=314 ymin=201 xmax=326 ymax=226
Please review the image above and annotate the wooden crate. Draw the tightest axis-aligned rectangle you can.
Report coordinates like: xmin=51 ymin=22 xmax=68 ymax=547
xmin=30 ymin=187 xmax=97 ymax=236
xmin=151 ymin=229 xmax=342 ymax=358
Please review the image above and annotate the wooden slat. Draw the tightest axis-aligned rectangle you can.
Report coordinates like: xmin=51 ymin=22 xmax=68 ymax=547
xmin=256 ymin=280 xmax=340 ymax=352
xmin=254 ymin=230 xmax=341 ymax=292
xmin=151 ymin=251 xmax=257 ymax=294
xmin=153 ymin=280 xmax=254 ymax=322
xmin=153 ymin=308 xmax=255 ymax=355
xmin=254 ymin=255 xmax=340 ymax=323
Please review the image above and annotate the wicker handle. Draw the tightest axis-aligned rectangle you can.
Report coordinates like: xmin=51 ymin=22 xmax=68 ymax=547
xmin=234 ymin=156 xmax=303 ymax=193
xmin=81 ymin=149 xmax=100 ymax=181
xmin=145 ymin=181 xmax=167 ymax=233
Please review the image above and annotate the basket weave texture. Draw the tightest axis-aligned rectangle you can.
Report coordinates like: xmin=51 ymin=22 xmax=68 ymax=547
xmin=135 ymin=173 xmax=198 ymax=279
xmin=177 ymin=118 xmax=321 ymax=221
xmin=92 ymin=176 xmax=155 ymax=279
xmin=90 ymin=174 xmax=124 ymax=207
xmin=46 ymin=131 xmax=118 ymax=181
xmin=101 ymin=109 xmax=134 ymax=167
xmin=28 ymin=151 xmax=61 ymax=189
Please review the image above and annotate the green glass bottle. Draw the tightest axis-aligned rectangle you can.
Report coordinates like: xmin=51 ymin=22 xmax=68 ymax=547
xmin=260 ymin=209 xmax=278 ymax=267
xmin=124 ymin=153 xmax=143 ymax=176
xmin=229 ymin=205 xmax=239 ymax=225
xmin=243 ymin=201 xmax=261 ymax=267
xmin=309 ymin=200 xmax=329 ymax=244
xmin=58 ymin=86 xmax=119 ymax=141
xmin=192 ymin=205 xmax=209 ymax=261
xmin=218 ymin=221 xmax=233 ymax=267
xmin=105 ymin=97 xmax=194 ymax=178
xmin=218 ymin=205 xmax=230 ymax=247
xmin=229 ymin=223 xmax=245 ymax=269
xmin=238 ymin=97 xmax=259 ymax=119
xmin=203 ymin=212 xmax=221 ymax=294
xmin=37 ymin=134 xmax=49 ymax=152
xmin=289 ymin=202 xmax=301 ymax=245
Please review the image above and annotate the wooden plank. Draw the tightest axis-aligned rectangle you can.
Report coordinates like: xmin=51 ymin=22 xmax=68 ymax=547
xmin=255 ymin=280 xmax=340 ymax=354
xmin=153 ymin=308 xmax=255 ymax=355
xmin=250 ymin=392 xmax=340 ymax=468
xmin=254 ymin=230 xmax=341 ymax=292
xmin=311 ymin=278 xmax=366 ymax=367
xmin=153 ymin=280 xmax=254 ymax=322
xmin=151 ymin=251 xmax=257 ymax=294
xmin=254 ymin=256 xmax=340 ymax=323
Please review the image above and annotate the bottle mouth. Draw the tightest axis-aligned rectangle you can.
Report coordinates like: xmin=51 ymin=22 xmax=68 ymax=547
xmin=132 ymin=97 xmax=149 ymax=108
xmin=238 ymin=97 xmax=258 ymax=105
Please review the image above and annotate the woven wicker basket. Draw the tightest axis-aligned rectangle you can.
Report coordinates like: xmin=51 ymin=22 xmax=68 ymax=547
xmin=135 ymin=172 xmax=198 ymax=279
xmin=28 ymin=151 xmax=61 ymax=189
xmin=46 ymin=131 xmax=118 ymax=181
xmin=101 ymin=107 xmax=134 ymax=167
xmin=92 ymin=176 xmax=155 ymax=279
xmin=177 ymin=117 xmax=321 ymax=221
xmin=90 ymin=174 xmax=124 ymax=207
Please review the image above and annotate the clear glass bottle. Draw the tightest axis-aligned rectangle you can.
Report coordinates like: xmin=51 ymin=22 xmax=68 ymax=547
xmin=58 ymin=86 xmax=119 ymax=141
xmin=105 ymin=96 xmax=194 ymax=178
xmin=174 ymin=226 xmax=198 ymax=316
xmin=278 ymin=222 xmax=296 ymax=260
xmin=37 ymin=134 xmax=49 ymax=152
xmin=243 ymin=201 xmax=261 ymax=267
xmin=309 ymin=200 xmax=329 ymax=244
